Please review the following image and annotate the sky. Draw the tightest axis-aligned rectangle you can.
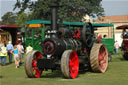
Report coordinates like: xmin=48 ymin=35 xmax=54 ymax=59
xmin=0 ymin=0 xmax=128 ymax=21
xmin=102 ymin=0 xmax=128 ymax=16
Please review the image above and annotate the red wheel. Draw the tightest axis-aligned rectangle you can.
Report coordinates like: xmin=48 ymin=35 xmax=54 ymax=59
xmin=98 ymin=45 xmax=108 ymax=72
xmin=32 ymin=51 xmax=43 ymax=78
xmin=90 ymin=44 xmax=108 ymax=73
xmin=61 ymin=50 xmax=79 ymax=79
xmin=24 ymin=51 xmax=43 ymax=78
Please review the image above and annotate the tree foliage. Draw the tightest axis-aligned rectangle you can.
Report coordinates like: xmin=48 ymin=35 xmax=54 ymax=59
xmin=0 ymin=11 xmax=28 ymax=27
xmin=14 ymin=0 xmax=104 ymax=22
xmin=16 ymin=12 xmax=28 ymax=27
xmin=1 ymin=12 xmax=17 ymax=24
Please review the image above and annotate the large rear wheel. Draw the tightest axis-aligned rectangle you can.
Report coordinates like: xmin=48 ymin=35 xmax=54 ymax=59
xmin=90 ymin=44 xmax=108 ymax=73
xmin=61 ymin=50 xmax=79 ymax=79
xmin=24 ymin=50 xmax=43 ymax=78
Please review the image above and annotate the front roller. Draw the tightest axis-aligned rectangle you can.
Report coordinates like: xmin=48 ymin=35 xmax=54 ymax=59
xmin=90 ymin=44 xmax=108 ymax=73
xmin=61 ymin=50 xmax=79 ymax=79
xmin=24 ymin=50 xmax=43 ymax=78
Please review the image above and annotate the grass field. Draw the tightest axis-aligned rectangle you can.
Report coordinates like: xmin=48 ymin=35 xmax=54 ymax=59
xmin=0 ymin=51 xmax=128 ymax=85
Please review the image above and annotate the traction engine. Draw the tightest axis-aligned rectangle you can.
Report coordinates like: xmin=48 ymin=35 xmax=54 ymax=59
xmin=117 ymin=25 xmax=128 ymax=60
xmin=24 ymin=5 xmax=109 ymax=79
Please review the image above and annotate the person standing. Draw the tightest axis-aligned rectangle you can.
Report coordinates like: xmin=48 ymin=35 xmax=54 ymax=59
xmin=114 ymin=41 xmax=120 ymax=53
xmin=6 ymin=41 xmax=13 ymax=64
xmin=26 ymin=43 xmax=33 ymax=54
xmin=97 ymin=35 xmax=102 ymax=43
xmin=17 ymin=42 xmax=24 ymax=64
xmin=13 ymin=45 xmax=20 ymax=68
xmin=103 ymin=35 xmax=107 ymax=39
xmin=0 ymin=44 xmax=7 ymax=66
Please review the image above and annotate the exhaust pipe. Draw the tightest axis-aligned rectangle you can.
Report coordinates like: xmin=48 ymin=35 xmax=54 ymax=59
xmin=51 ymin=5 xmax=58 ymax=31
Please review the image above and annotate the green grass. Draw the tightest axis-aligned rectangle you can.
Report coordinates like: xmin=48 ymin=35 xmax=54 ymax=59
xmin=0 ymin=51 xmax=128 ymax=85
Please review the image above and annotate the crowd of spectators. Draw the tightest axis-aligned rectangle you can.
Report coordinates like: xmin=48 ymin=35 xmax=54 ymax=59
xmin=0 ymin=41 xmax=33 ymax=68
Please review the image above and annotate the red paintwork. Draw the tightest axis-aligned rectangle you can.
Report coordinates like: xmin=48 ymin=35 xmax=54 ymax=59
xmin=73 ymin=30 xmax=80 ymax=39
xmin=43 ymin=41 xmax=55 ymax=54
xmin=32 ymin=52 xmax=43 ymax=78
xmin=98 ymin=45 xmax=108 ymax=73
xmin=97 ymin=35 xmax=102 ymax=43
xmin=69 ymin=51 xmax=79 ymax=79
xmin=0 ymin=24 xmax=19 ymax=28
xmin=123 ymin=38 xmax=128 ymax=51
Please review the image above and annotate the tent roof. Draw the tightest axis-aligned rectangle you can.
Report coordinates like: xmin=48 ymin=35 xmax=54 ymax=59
xmin=0 ymin=24 xmax=19 ymax=28
xmin=116 ymin=25 xmax=128 ymax=29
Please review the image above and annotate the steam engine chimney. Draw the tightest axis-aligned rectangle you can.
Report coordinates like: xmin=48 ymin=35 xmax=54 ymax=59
xmin=51 ymin=5 xmax=58 ymax=31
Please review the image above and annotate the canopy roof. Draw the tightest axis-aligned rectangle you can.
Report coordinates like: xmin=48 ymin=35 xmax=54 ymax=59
xmin=25 ymin=20 xmax=114 ymax=28
xmin=116 ymin=25 xmax=128 ymax=29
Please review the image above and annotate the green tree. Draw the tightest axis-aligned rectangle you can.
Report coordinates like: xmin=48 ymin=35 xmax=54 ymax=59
xmin=14 ymin=0 xmax=104 ymax=22
xmin=1 ymin=12 xmax=17 ymax=24
xmin=0 ymin=21 xmax=3 ymax=24
xmin=16 ymin=12 xmax=28 ymax=27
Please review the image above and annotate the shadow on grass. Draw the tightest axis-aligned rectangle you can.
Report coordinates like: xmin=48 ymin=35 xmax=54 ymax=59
xmin=40 ymin=70 xmax=63 ymax=78
xmin=119 ymin=57 xmax=126 ymax=61
xmin=5 ymin=63 xmax=11 ymax=65
xmin=111 ymin=53 xmax=126 ymax=62
xmin=5 ymin=61 xmax=15 ymax=65
xmin=114 ymin=56 xmax=126 ymax=61
xmin=0 ymin=75 xmax=3 ymax=78
xmin=39 ymin=68 xmax=89 ymax=79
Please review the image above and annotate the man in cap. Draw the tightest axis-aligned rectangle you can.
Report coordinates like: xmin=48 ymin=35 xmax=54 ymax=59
xmin=6 ymin=41 xmax=13 ymax=64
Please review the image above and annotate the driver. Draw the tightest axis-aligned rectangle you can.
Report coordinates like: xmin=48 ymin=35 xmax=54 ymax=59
xmin=123 ymin=29 xmax=128 ymax=37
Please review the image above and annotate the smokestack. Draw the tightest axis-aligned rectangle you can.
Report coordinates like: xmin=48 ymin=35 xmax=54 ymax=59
xmin=51 ymin=5 xmax=58 ymax=31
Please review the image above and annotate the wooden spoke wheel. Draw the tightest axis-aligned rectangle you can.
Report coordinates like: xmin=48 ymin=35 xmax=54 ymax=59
xmin=61 ymin=50 xmax=79 ymax=79
xmin=24 ymin=50 xmax=43 ymax=78
xmin=90 ymin=44 xmax=108 ymax=73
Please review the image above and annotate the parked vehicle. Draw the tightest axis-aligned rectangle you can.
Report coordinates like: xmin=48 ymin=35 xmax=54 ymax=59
xmin=117 ymin=25 xmax=128 ymax=60
xmin=24 ymin=6 xmax=114 ymax=79
xmin=0 ymin=24 xmax=19 ymax=45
